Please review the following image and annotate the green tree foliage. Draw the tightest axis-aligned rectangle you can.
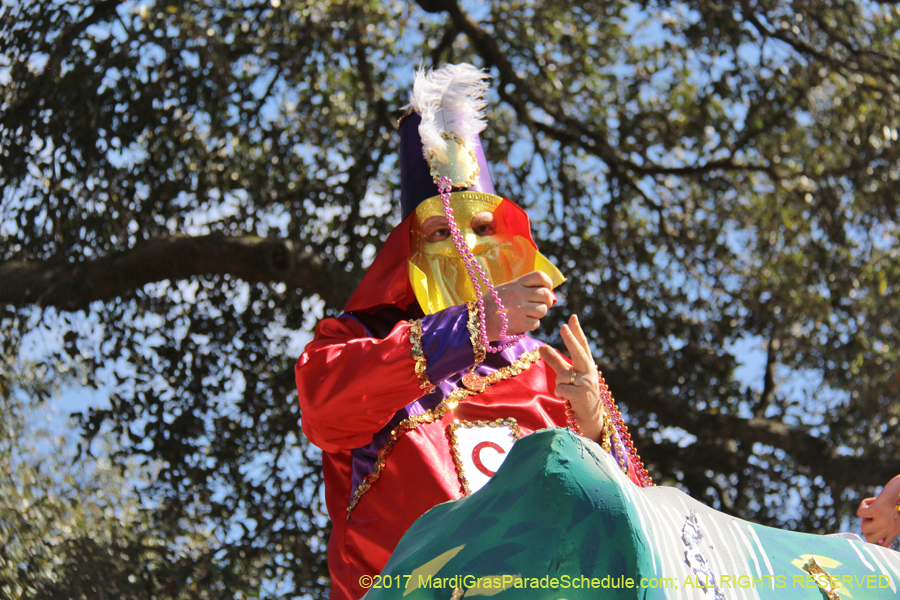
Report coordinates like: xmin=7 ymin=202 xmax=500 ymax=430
xmin=2 ymin=0 xmax=899 ymax=596
xmin=0 ymin=366 xmax=266 ymax=599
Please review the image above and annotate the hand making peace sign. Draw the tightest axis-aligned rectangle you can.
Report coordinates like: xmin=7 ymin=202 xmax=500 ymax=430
xmin=538 ymin=314 xmax=606 ymax=443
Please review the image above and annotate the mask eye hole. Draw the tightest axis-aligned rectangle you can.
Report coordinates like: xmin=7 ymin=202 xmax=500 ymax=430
xmin=421 ymin=216 xmax=451 ymax=242
xmin=471 ymin=211 xmax=496 ymax=236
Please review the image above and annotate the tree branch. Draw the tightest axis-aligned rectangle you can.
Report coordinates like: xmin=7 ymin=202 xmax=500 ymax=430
xmin=0 ymin=234 xmax=357 ymax=311
xmin=754 ymin=335 xmax=779 ymax=418
xmin=427 ymin=0 xmax=778 ymax=186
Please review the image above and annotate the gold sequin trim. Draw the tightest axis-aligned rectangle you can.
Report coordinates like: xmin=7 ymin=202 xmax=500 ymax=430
xmin=409 ymin=319 xmax=436 ymax=395
xmin=466 ymin=301 xmax=486 ymax=365
xmin=600 ymin=416 xmax=614 ymax=454
xmin=346 ymin=350 xmax=541 ymax=519
xmin=446 ymin=418 xmax=520 ymax=496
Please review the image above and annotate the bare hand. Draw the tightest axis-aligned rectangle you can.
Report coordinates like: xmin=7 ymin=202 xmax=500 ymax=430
xmin=857 ymin=475 xmax=900 ymax=547
xmin=485 ymin=271 xmax=555 ymax=341
xmin=538 ymin=315 xmax=605 ymax=443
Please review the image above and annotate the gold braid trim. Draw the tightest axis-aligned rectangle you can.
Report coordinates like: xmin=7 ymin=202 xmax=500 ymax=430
xmin=409 ymin=319 xmax=436 ymax=395
xmin=346 ymin=349 xmax=542 ymax=519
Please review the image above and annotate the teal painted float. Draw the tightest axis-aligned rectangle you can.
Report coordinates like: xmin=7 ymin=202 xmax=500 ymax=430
xmin=365 ymin=428 xmax=900 ymax=599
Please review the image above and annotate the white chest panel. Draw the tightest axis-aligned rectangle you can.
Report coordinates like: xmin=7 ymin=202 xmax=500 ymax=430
xmin=447 ymin=418 xmax=520 ymax=495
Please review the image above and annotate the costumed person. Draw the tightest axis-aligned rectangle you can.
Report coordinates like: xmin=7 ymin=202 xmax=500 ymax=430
xmin=295 ymin=64 xmax=652 ymax=600
xmin=857 ymin=474 xmax=900 ymax=547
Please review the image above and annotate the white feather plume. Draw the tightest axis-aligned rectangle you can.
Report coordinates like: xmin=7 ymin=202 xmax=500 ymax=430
xmin=410 ymin=63 xmax=489 ymax=164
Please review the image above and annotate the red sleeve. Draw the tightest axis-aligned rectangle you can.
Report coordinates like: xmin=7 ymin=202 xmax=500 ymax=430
xmin=295 ymin=316 xmax=425 ymax=453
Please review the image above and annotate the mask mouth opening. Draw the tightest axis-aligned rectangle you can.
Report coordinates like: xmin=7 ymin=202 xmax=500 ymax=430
xmin=409 ymin=237 xmax=538 ymax=316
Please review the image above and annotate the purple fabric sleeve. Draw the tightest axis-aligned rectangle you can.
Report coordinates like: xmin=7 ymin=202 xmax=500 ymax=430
xmin=419 ymin=304 xmax=475 ymax=383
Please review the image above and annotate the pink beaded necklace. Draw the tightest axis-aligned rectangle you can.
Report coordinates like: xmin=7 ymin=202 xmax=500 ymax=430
xmin=438 ymin=177 xmax=523 ymax=391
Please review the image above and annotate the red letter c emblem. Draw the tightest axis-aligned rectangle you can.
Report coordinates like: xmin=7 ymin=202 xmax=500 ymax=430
xmin=472 ymin=441 xmax=506 ymax=477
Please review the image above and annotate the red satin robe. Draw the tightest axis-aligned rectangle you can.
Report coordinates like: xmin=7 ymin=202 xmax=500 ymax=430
xmin=297 ymin=308 xmax=645 ymax=600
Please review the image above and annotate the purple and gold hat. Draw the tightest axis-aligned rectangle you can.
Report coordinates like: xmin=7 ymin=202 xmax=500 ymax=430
xmin=399 ymin=64 xmax=498 ymax=219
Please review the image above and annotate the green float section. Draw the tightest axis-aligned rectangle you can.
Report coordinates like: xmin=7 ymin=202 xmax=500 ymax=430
xmin=364 ymin=428 xmax=900 ymax=600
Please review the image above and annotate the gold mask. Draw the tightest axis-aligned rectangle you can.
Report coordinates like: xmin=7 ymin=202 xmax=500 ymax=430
xmin=408 ymin=192 xmax=565 ymax=315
